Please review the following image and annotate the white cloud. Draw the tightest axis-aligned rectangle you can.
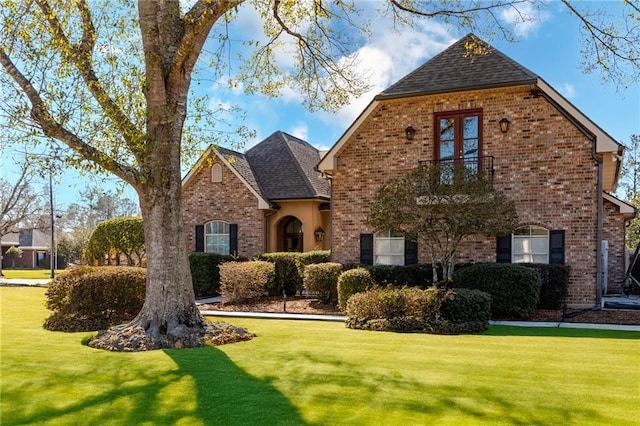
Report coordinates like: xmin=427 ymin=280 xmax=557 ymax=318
xmin=501 ymin=3 xmax=549 ymax=37
xmin=560 ymin=83 xmax=576 ymax=99
xmin=289 ymin=122 xmax=308 ymax=140
xmin=316 ymin=21 xmax=454 ymax=128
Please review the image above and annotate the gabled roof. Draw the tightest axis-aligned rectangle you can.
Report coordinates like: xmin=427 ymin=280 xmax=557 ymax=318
xmin=246 ymin=131 xmax=330 ymax=200
xmin=318 ymin=33 xmax=624 ymax=191
xmin=377 ymin=34 xmax=538 ymax=99
xmin=182 ymin=131 xmax=329 ymax=209
xmin=0 ymin=229 xmax=50 ymax=249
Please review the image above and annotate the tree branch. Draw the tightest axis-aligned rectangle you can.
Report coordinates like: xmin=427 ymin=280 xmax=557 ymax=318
xmin=34 ymin=0 xmax=145 ymax=152
xmin=0 ymin=48 xmax=142 ymax=188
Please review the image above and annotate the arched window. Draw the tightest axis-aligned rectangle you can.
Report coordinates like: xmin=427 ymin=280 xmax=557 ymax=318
xmin=513 ymin=226 xmax=549 ymax=263
xmin=211 ymin=163 xmax=222 ymax=183
xmin=205 ymin=220 xmax=229 ymax=254
xmin=374 ymin=231 xmax=405 ymax=265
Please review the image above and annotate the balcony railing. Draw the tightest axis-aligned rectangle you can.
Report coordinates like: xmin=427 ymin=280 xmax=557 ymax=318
xmin=418 ymin=156 xmax=494 ymax=186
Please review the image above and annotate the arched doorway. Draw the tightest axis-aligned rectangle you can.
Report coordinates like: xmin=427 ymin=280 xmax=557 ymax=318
xmin=281 ymin=216 xmax=303 ymax=252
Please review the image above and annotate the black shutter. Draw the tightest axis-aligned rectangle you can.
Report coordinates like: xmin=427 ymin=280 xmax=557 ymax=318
xmin=360 ymin=234 xmax=374 ymax=265
xmin=405 ymin=238 xmax=418 ymax=265
xmin=496 ymin=235 xmax=511 ymax=263
xmin=195 ymin=224 xmax=204 ymax=252
xmin=229 ymin=224 xmax=238 ymax=256
xmin=549 ymin=230 xmax=565 ymax=264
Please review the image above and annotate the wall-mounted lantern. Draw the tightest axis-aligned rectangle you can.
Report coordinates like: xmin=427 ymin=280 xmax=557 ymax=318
xmin=499 ymin=118 xmax=511 ymax=133
xmin=314 ymin=227 xmax=325 ymax=242
xmin=405 ymin=125 xmax=416 ymax=140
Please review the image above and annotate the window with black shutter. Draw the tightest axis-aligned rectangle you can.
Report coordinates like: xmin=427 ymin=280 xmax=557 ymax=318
xmin=360 ymin=234 xmax=374 ymax=265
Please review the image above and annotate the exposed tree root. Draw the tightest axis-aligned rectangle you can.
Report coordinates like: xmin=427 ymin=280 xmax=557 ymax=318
xmin=88 ymin=321 xmax=255 ymax=352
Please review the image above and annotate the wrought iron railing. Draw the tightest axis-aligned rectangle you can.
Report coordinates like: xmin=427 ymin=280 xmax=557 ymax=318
xmin=418 ymin=156 xmax=494 ymax=186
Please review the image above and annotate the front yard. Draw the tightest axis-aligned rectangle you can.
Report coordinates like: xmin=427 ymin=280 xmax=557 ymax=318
xmin=1 ymin=287 xmax=638 ymax=425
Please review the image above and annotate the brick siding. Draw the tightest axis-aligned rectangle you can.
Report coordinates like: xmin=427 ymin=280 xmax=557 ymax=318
xmin=330 ymin=85 xmax=622 ymax=307
xmin=182 ymin=157 xmax=264 ymax=258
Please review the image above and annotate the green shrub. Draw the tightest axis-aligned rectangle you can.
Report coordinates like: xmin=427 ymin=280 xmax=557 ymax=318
xmin=257 ymin=252 xmax=303 ymax=296
xmin=219 ymin=261 xmax=275 ymax=302
xmin=295 ymin=250 xmax=331 ymax=276
xmin=452 ymin=263 xmax=541 ymax=320
xmin=303 ymin=262 xmax=343 ymax=304
xmin=366 ymin=264 xmax=435 ymax=289
xmin=337 ymin=268 xmax=375 ymax=311
xmin=44 ymin=266 xmax=146 ymax=332
xmin=519 ymin=263 xmax=570 ymax=309
xmin=188 ymin=252 xmax=242 ymax=297
xmin=345 ymin=286 xmax=490 ymax=334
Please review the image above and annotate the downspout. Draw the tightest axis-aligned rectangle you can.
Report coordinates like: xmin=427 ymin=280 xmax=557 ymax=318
xmin=591 ymin=142 xmax=604 ymax=309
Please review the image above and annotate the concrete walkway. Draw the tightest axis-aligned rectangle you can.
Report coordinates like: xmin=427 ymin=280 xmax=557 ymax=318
xmin=199 ymin=298 xmax=640 ymax=332
xmin=0 ymin=278 xmax=51 ymax=287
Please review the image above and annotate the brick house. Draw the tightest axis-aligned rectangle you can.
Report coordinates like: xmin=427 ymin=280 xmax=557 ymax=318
xmin=1 ymin=229 xmax=51 ymax=269
xmin=318 ymin=34 xmax=636 ymax=308
xmin=182 ymin=131 xmax=331 ymax=258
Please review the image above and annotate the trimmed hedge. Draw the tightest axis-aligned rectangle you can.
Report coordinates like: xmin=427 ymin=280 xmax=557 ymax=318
xmin=44 ymin=266 xmax=146 ymax=332
xmin=188 ymin=252 xmax=242 ymax=297
xmin=258 ymin=251 xmax=331 ymax=296
xmin=452 ymin=263 xmax=541 ymax=320
xmin=337 ymin=267 xmax=375 ymax=311
xmin=365 ymin=264 xmax=435 ymax=289
xmin=518 ymin=263 xmax=570 ymax=309
xmin=257 ymin=253 xmax=303 ymax=296
xmin=219 ymin=261 xmax=275 ymax=302
xmin=303 ymin=262 xmax=343 ymax=304
xmin=345 ymin=286 xmax=491 ymax=334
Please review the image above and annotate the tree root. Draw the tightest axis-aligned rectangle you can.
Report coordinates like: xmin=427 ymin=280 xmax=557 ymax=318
xmin=87 ymin=321 xmax=255 ymax=352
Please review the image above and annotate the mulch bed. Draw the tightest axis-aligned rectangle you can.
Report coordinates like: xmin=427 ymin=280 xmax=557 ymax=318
xmin=199 ymin=296 xmax=640 ymax=325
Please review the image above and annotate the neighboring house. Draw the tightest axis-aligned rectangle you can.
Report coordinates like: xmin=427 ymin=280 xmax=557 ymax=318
xmin=1 ymin=229 xmax=51 ymax=269
xmin=318 ymin=34 xmax=636 ymax=308
xmin=182 ymin=131 xmax=331 ymax=258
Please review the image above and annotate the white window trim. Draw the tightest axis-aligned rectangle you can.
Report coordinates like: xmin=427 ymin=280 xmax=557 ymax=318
xmin=512 ymin=225 xmax=549 ymax=264
xmin=205 ymin=220 xmax=230 ymax=255
xmin=374 ymin=231 xmax=405 ymax=265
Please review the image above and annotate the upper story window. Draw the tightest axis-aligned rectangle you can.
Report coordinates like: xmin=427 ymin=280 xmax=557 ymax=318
xmin=374 ymin=231 xmax=405 ymax=265
xmin=435 ymin=110 xmax=482 ymax=162
xmin=211 ymin=164 xmax=222 ymax=183
xmin=513 ymin=225 xmax=549 ymax=263
xmin=205 ymin=220 xmax=229 ymax=255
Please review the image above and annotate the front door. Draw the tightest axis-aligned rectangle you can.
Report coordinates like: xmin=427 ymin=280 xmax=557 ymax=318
xmin=283 ymin=217 xmax=303 ymax=252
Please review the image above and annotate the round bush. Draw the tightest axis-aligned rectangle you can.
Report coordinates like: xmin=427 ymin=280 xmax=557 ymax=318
xmin=452 ymin=263 xmax=541 ymax=320
xmin=44 ymin=266 xmax=146 ymax=332
xmin=345 ymin=286 xmax=490 ymax=334
xmin=337 ymin=267 xmax=375 ymax=311
xmin=219 ymin=261 xmax=275 ymax=302
xmin=303 ymin=262 xmax=343 ymax=304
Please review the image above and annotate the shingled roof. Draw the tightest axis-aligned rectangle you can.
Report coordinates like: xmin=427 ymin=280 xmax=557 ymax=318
xmin=376 ymin=33 xmax=538 ymax=100
xmin=245 ymin=131 xmax=330 ymax=200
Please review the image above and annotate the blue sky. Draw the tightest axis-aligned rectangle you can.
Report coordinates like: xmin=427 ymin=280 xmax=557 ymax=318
xmin=1 ymin=1 xmax=638 ymax=210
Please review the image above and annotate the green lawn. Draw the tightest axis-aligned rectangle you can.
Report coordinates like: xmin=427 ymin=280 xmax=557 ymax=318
xmin=1 ymin=269 xmax=61 ymax=279
xmin=1 ymin=288 xmax=638 ymax=425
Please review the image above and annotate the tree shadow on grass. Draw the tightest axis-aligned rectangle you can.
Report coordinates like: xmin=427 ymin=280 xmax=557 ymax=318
xmin=165 ymin=346 xmax=307 ymax=425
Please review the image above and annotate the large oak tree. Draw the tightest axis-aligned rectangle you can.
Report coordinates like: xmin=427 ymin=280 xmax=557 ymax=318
xmin=1 ymin=1 xmax=638 ymax=350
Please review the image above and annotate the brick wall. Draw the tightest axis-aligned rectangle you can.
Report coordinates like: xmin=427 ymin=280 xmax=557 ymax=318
xmin=603 ymin=199 xmax=627 ymax=294
xmin=182 ymin=156 xmax=264 ymax=258
xmin=330 ymin=85 xmax=608 ymax=307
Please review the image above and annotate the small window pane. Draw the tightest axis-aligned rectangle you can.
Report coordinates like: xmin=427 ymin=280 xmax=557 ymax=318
xmin=205 ymin=220 xmax=230 ymax=255
xmin=440 ymin=118 xmax=455 ymax=140
xmin=374 ymin=231 xmax=405 ymax=265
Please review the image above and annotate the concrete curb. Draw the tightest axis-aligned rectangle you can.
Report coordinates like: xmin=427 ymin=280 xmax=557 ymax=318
xmin=200 ymin=310 xmax=346 ymax=322
xmin=200 ymin=310 xmax=640 ymax=331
